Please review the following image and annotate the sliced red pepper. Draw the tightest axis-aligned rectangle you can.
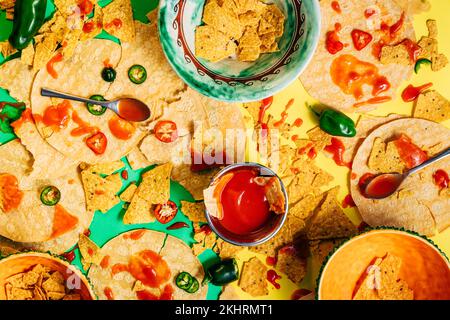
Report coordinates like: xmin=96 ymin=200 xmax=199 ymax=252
xmin=86 ymin=132 xmax=107 ymax=155
xmin=154 ymin=200 xmax=178 ymax=224
xmin=154 ymin=120 xmax=178 ymax=143
xmin=351 ymin=29 xmax=373 ymax=51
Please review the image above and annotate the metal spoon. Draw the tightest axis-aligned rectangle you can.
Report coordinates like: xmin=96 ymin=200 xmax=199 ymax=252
xmin=41 ymin=88 xmax=151 ymax=122
xmin=363 ymin=147 xmax=450 ymax=199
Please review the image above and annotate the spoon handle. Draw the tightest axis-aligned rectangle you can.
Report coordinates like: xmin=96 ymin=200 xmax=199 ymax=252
xmin=41 ymin=88 xmax=110 ymax=107
xmin=408 ymin=147 xmax=450 ymax=176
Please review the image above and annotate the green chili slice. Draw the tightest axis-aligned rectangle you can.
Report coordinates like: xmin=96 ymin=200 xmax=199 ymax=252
xmin=207 ymin=258 xmax=239 ymax=286
xmin=86 ymin=95 xmax=107 ymax=116
xmin=414 ymin=58 xmax=431 ymax=74
xmin=128 ymin=65 xmax=147 ymax=84
xmin=101 ymin=67 xmax=117 ymax=82
xmin=186 ymin=277 xmax=199 ymax=293
xmin=40 ymin=186 xmax=61 ymax=206
xmin=176 ymin=272 xmax=193 ymax=291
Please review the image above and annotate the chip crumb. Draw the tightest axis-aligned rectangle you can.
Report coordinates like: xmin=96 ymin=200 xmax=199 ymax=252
xmin=239 ymin=257 xmax=268 ymax=296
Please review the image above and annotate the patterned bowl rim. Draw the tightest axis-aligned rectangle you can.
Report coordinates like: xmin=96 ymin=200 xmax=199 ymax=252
xmin=158 ymin=0 xmax=321 ymax=102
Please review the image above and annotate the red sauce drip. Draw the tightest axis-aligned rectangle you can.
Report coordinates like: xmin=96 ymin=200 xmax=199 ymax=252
xmin=330 ymin=54 xmax=390 ymax=100
xmin=78 ymin=0 xmax=94 ymax=15
xmin=298 ymin=142 xmax=313 ymax=155
xmin=111 ymin=263 xmax=128 ymax=275
xmin=258 ymin=96 xmax=274 ymax=133
xmin=218 ymin=169 xmax=271 ymax=235
xmin=353 ymin=96 xmax=392 ymax=108
xmin=331 ymin=1 xmax=341 ymax=13
xmin=364 ymin=8 xmax=376 ymax=19
xmin=62 ymin=250 xmax=76 ymax=263
xmin=41 ymin=100 xmax=72 ymax=131
xmin=100 ymin=255 xmax=110 ymax=269
xmin=103 ymin=59 xmax=113 ymax=68
xmin=401 ymin=83 xmax=433 ymax=102
xmin=46 ymin=52 xmax=63 ymax=79
xmin=11 ymin=108 xmax=34 ymax=130
xmin=389 ymin=12 xmax=405 ymax=35
xmin=71 ymin=110 xmax=99 ymax=137
xmin=291 ymin=289 xmax=312 ymax=300
xmin=266 ymin=270 xmax=281 ymax=289
xmin=433 ymin=170 xmax=449 ymax=190
xmin=401 ymin=39 xmax=422 ymax=63
xmin=83 ymin=229 xmax=91 ymax=236
xmin=293 ymin=118 xmax=303 ymax=127
xmin=82 ymin=21 xmax=95 ymax=33
xmin=351 ymin=172 xmax=357 ymax=180
xmin=128 ymin=250 xmax=171 ymax=288
xmin=326 ymin=23 xmax=344 ymax=55
xmin=136 ymin=284 xmax=174 ymax=300
xmin=342 ymin=194 xmax=356 ymax=208
xmin=104 ymin=287 xmax=114 ymax=300
xmin=0 ymin=174 xmax=24 ymax=212
xmin=266 ymin=256 xmax=277 ymax=267
xmin=307 ymin=147 xmax=317 ymax=160
xmin=324 ymin=138 xmax=352 ymax=168
xmin=196 ymin=224 xmax=212 ymax=235
xmin=104 ymin=18 xmax=122 ymax=29
xmin=291 ymin=134 xmax=299 ymax=142
xmin=167 ymin=221 xmax=189 ymax=230
xmin=121 ymin=170 xmax=128 ymax=180
xmin=273 ymin=99 xmax=294 ymax=128
xmin=108 ymin=115 xmax=136 ymax=140
xmin=128 ymin=229 xmax=146 ymax=240
xmin=87 ymin=248 xmax=94 ymax=256
xmin=393 ymin=134 xmax=428 ymax=169
xmin=372 ymin=12 xmax=406 ymax=59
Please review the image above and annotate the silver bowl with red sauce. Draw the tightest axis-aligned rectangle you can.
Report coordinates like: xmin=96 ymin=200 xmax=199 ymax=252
xmin=204 ymin=163 xmax=288 ymax=246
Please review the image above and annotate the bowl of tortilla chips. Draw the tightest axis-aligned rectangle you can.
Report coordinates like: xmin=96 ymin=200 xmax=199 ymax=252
xmin=0 ymin=252 xmax=96 ymax=300
xmin=158 ymin=0 xmax=321 ymax=102
xmin=317 ymin=229 xmax=450 ymax=300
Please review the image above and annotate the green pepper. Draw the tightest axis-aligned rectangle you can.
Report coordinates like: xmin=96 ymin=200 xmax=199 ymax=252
xmin=206 ymin=258 xmax=239 ymax=286
xmin=101 ymin=67 xmax=116 ymax=82
xmin=0 ymin=102 xmax=25 ymax=133
xmin=175 ymin=272 xmax=199 ymax=293
xmin=308 ymin=104 xmax=356 ymax=137
xmin=9 ymin=0 xmax=48 ymax=50
xmin=86 ymin=95 xmax=107 ymax=116
xmin=40 ymin=186 xmax=61 ymax=206
xmin=414 ymin=58 xmax=431 ymax=74
xmin=128 ymin=65 xmax=147 ymax=84
xmin=186 ymin=277 xmax=199 ymax=293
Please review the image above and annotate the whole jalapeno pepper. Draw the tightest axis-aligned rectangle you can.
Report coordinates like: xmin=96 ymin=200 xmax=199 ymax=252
xmin=9 ymin=0 xmax=48 ymax=50
xmin=308 ymin=104 xmax=357 ymax=137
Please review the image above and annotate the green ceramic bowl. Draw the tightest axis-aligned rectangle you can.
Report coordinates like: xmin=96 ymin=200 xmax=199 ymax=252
xmin=158 ymin=0 xmax=321 ymax=102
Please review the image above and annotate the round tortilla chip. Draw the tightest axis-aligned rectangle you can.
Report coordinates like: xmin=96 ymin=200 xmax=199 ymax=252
xmin=30 ymin=39 xmax=144 ymax=164
xmin=300 ymin=0 xmax=414 ymax=113
xmin=88 ymin=229 xmax=208 ymax=300
xmin=0 ymin=140 xmax=91 ymax=243
xmin=351 ymin=118 xmax=450 ymax=236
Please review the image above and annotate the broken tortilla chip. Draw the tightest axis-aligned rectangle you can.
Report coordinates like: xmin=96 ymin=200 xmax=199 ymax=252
xmin=119 ymin=183 xmax=137 ymax=203
xmin=102 ymin=0 xmax=135 ymax=42
xmin=81 ymin=170 xmax=122 ymax=213
xmin=414 ymin=90 xmax=450 ymax=122
xmin=239 ymin=257 xmax=268 ymax=297
xmin=78 ymin=233 xmax=102 ymax=266
xmin=368 ymin=138 xmax=406 ymax=173
xmin=276 ymin=247 xmax=307 ymax=285
xmin=180 ymin=201 xmax=206 ymax=223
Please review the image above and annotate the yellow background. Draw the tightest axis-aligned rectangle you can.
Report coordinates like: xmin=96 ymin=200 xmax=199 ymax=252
xmin=233 ymin=0 xmax=450 ymax=300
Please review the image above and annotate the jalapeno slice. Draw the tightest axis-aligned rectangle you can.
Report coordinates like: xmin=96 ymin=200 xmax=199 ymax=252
xmin=186 ymin=277 xmax=199 ymax=293
xmin=101 ymin=67 xmax=117 ymax=82
xmin=40 ymin=186 xmax=61 ymax=206
xmin=176 ymin=272 xmax=199 ymax=293
xmin=414 ymin=58 xmax=431 ymax=74
xmin=86 ymin=95 xmax=107 ymax=116
xmin=128 ymin=65 xmax=147 ymax=84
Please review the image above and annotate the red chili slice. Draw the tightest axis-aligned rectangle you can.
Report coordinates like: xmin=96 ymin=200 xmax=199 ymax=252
xmin=351 ymin=29 xmax=373 ymax=51
xmin=86 ymin=132 xmax=107 ymax=155
xmin=154 ymin=120 xmax=178 ymax=143
xmin=154 ymin=200 xmax=178 ymax=224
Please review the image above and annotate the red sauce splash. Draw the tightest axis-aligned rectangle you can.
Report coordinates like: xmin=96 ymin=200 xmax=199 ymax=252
xmin=266 ymin=256 xmax=277 ymax=267
xmin=307 ymin=147 xmax=317 ymax=160
xmin=353 ymin=96 xmax=392 ymax=108
xmin=331 ymin=1 xmax=341 ymax=13
xmin=291 ymin=289 xmax=312 ymax=300
xmin=124 ymin=229 xmax=146 ymax=241
xmin=0 ymin=174 xmax=24 ymax=213
xmin=111 ymin=263 xmax=128 ymax=275
xmin=351 ymin=172 xmax=357 ymax=180
xmin=83 ymin=229 xmax=91 ymax=236
xmin=401 ymin=39 xmax=422 ymax=63
xmin=393 ymin=134 xmax=428 ymax=169
xmin=364 ymin=8 xmax=376 ymax=19
xmin=62 ymin=249 xmax=76 ymax=263
xmin=372 ymin=12 xmax=406 ymax=59
xmin=273 ymin=99 xmax=294 ymax=128
xmin=433 ymin=170 xmax=449 ymax=190
xmin=82 ymin=21 xmax=95 ymax=33
xmin=195 ymin=224 xmax=212 ymax=236
xmin=100 ymin=255 xmax=110 ymax=269
xmin=330 ymin=54 xmax=390 ymax=100
xmin=293 ymin=118 xmax=303 ymax=127
xmin=108 ymin=115 xmax=136 ymax=140
xmin=217 ymin=169 xmax=272 ymax=235
xmin=167 ymin=221 xmax=189 ymax=230
xmin=11 ymin=108 xmax=34 ymax=130
xmin=128 ymin=250 xmax=171 ymax=288
xmin=342 ymin=194 xmax=356 ymax=208
xmin=71 ymin=110 xmax=99 ymax=137
xmin=46 ymin=52 xmax=63 ymax=79
xmin=121 ymin=170 xmax=128 ymax=180
xmin=103 ymin=59 xmax=113 ymax=68
xmin=401 ymin=83 xmax=433 ymax=102
xmin=41 ymin=100 xmax=72 ymax=131
xmin=104 ymin=287 xmax=114 ymax=300
xmin=324 ymin=138 xmax=352 ymax=168
xmin=104 ymin=18 xmax=122 ymax=29
xmin=258 ymin=96 xmax=274 ymax=132
xmin=267 ymin=270 xmax=281 ymax=289
xmin=326 ymin=23 xmax=344 ymax=55
xmin=291 ymin=134 xmax=299 ymax=142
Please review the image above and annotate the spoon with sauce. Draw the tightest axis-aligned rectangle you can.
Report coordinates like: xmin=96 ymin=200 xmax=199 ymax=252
xmin=363 ymin=147 xmax=450 ymax=199
xmin=41 ymin=88 xmax=151 ymax=122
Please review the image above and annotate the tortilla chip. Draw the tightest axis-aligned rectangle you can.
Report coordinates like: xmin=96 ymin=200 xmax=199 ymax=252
xmin=61 ymin=28 xmax=82 ymax=60
xmin=353 ymin=258 xmax=383 ymax=300
xmin=239 ymin=257 xmax=268 ymax=296
xmin=172 ymin=165 xmax=220 ymax=201
xmin=9 ymin=287 xmax=34 ymax=300
xmin=219 ymin=285 xmax=240 ymax=300
xmin=239 ymin=10 xmax=260 ymax=27
xmin=53 ymin=0 xmax=78 ymax=17
xmin=431 ymin=53 xmax=448 ymax=71
xmin=33 ymin=34 xmax=59 ymax=71
xmin=80 ymin=5 xmax=103 ymax=40
xmin=309 ymin=238 xmax=346 ymax=266
xmin=21 ymin=44 xmax=35 ymax=66
xmin=0 ymin=40 xmax=17 ymax=57
xmin=417 ymin=36 xmax=437 ymax=60
xmin=138 ymin=163 xmax=172 ymax=204
xmin=78 ymin=233 xmax=102 ymax=266
xmin=195 ymin=25 xmax=237 ymax=62
xmin=119 ymin=183 xmax=137 ymax=202
xmin=414 ymin=90 xmax=450 ymax=122
xmin=42 ymin=276 xmax=65 ymax=294
xmin=192 ymin=227 xmax=218 ymax=256
xmin=306 ymin=187 xmax=357 ymax=240
xmin=216 ymin=238 xmax=244 ymax=259
xmin=380 ymin=43 xmax=411 ymax=65
xmin=102 ymin=0 xmax=135 ymax=42
xmin=127 ymin=147 xmax=152 ymax=170
xmin=80 ymin=161 xmax=125 ymax=175
xmin=368 ymin=138 xmax=406 ymax=173
xmin=307 ymin=127 xmax=333 ymax=154
xmin=239 ymin=26 xmax=261 ymax=47
xmin=81 ymin=170 xmax=121 ymax=213
xmin=276 ymin=248 xmax=307 ymax=285
xmin=202 ymin=0 xmax=243 ymax=39
xmin=426 ymin=19 xmax=438 ymax=38
xmin=237 ymin=46 xmax=260 ymax=62
xmin=180 ymin=201 xmax=206 ymax=223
